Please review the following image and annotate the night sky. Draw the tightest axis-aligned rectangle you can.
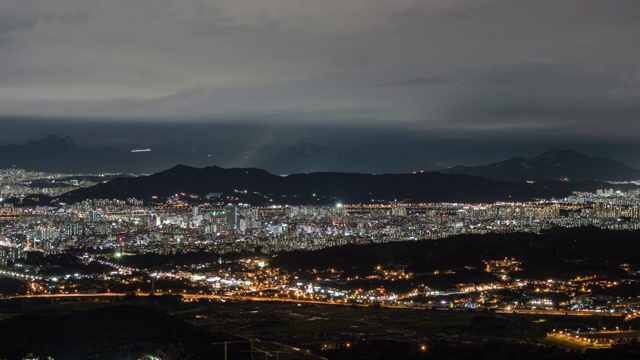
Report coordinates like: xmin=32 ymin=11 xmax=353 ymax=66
xmin=1 ymin=1 xmax=640 ymax=167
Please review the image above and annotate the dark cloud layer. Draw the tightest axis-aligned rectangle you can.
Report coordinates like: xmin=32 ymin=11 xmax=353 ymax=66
xmin=379 ymin=76 xmax=452 ymax=87
xmin=1 ymin=1 xmax=640 ymax=167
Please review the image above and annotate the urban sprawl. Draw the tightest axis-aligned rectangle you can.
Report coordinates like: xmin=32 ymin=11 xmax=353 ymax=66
xmin=2 ymin=168 xmax=640 ymax=331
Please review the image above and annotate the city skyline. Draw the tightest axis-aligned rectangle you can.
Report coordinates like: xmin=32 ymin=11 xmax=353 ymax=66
xmin=4 ymin=2 xmax=640 ymax=358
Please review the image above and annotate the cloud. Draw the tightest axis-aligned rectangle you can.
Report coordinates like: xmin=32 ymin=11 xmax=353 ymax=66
xmin=0 ymin=1 xmax=640 ymax=165
xmin=427 ymin=62 xmax=640 ymax=135
xmin=379 ymin=76 xmax=451 ymax=87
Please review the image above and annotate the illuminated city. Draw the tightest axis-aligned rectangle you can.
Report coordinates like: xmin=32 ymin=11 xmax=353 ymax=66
xmin=2 ymin=166 xmax=640 ymax=358
xmin=3 ymin=1 xmax=640 ymax=359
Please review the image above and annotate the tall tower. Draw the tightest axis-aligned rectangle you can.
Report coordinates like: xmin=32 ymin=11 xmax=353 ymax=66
xmin=226 ymin=204 xmax=238 ymax=228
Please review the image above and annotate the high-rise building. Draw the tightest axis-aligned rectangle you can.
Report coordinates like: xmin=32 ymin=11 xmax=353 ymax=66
xmin=226 ymin=204 xmax=238 ymax=228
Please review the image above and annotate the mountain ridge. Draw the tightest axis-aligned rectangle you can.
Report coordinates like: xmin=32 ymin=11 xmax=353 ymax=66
xmin=0 ymin=136 xmax=442 ymax=175
xmin=243 ymin=143 xmax=443 ymax=174
xmin=52 ymin=164 xmax=640 ymax=206
xmin=439 ymin=149 xmax=640 ymax=181
xmin=2 ymin=136 xmax=638 ymax=182
xmin=58 ymin=164 xmax=542 ymax=205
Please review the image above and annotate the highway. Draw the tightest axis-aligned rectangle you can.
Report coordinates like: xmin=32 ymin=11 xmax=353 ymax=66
xmin=497 ymin=309 xmax=623 ymax=317
xmin=3 ymin=292 xmax=383 ymax=308
xmin=0 ymin=293 xmax=625 ymax=317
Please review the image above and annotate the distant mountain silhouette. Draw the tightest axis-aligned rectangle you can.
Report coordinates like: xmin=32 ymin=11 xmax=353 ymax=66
xmin=0 ymin=136 xmax=441 ymax=174
xmin=57 ymin=164 xmax=587 ymax=205
xmin=25 ymin=134 xmax=77 ymax=149
xmin=244 ymin=143 xmax=442 ymax=174
xmin=439 ymin=149 xmax=640 ymax=181
xmin=0 ymin=135 xmax=218 ymax=173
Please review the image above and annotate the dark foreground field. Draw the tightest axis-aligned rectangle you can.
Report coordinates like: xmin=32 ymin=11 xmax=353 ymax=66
xmin=1 ymin=296 xmax=640 ymax=360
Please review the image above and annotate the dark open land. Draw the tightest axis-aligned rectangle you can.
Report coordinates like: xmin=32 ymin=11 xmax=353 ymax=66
xmin=0 ymin=296 xmax=639 ymax=360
